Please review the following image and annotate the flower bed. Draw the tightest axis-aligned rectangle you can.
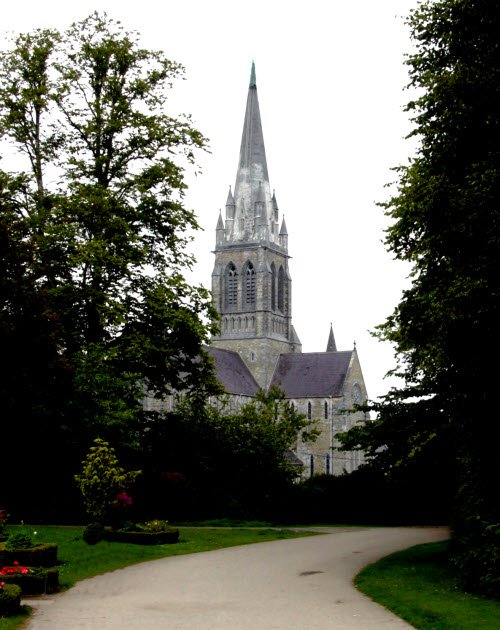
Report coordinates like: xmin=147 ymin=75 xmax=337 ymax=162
xmin=0 ymin=583 xmax=21 ymax=617
xmin=0 ymin=563 xmax=59 ymax=595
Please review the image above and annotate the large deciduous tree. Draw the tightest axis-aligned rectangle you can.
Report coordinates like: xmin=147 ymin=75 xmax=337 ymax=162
xmin=339 ymin=0 xmax=499 ymax=597
xmin=0 ymin=14 xmax=218 ymax=518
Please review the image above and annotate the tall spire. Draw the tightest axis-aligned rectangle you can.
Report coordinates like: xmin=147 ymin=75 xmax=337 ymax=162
xmin=230 ymin=62 xmax=272 ymax=242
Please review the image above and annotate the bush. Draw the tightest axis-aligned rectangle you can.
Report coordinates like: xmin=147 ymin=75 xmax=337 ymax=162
xmin=0 ymin=542 xmax=58 ymax=567
xmin=0 ymin=510 xmax=9 ymax=542
xmin=450 ymin=518 xmax=500 ymax=599
xmin=5 ymin=533 xmax=33 ymax=550
xmin=75 ymin=439 xmax=141 ymax=524
xmin=0 ymin=566 xmax=59 ymax=595
xmin=0 ymin=583 xmax=21 ymax=617
xmin=83 ymin=522 xmax=104 ymax=545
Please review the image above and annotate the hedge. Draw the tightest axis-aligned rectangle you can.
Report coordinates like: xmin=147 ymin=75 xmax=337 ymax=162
xmin=0 ymin=543 xmax=58 ymax=567
xmin=0 ymin=566 xmax=59 ymax=595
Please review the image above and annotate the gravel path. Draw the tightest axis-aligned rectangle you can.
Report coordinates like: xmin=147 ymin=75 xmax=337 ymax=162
xmin=24 ymin=526 xmax=448 ymax=629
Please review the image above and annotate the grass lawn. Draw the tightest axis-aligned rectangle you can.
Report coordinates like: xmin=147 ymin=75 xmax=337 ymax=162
xmin=0 ymin=524 xmax=316 ymax=629
xmin=356 ymin=541 xmax=500 ymax=630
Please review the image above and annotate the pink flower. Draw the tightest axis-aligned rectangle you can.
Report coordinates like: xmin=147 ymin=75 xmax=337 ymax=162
xmin=114 ymin=491 xmax=133 ymax=507
xmin=21 ymin=567 xmax=29 ymax=574
xmin=13 ymin=561 xmax=19 ymax=566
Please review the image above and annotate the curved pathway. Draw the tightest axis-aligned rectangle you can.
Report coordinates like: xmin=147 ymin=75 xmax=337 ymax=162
xmin=25 ymin=526 xmax=448 ymax=629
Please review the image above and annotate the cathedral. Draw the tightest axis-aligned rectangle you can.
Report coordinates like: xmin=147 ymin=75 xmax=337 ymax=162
xmin=207 ymin=63 xmax=369 ymax=477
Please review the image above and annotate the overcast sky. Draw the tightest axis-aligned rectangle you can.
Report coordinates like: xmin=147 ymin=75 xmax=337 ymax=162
xmin=3 ymin=0 xmax=421 ymax=401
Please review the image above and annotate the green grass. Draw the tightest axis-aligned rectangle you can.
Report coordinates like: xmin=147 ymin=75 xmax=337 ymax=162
xmin=356 ymin=541 xmax=500 ymax=630
xmin=0 ymin=524 xmax=316 ymax=629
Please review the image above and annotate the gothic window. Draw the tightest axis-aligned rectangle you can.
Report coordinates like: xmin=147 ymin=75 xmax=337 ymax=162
xmin=307 ymin=401 xmax=312 ymax=420
xmin=244 ymin=261 xmax=256 ymax=306
xmin=324 ymin=401 xmax=329 ymax=419
xmin=352 ymin=383 xmax=362 ymax=405
xmin=225 ymin=263 xmax=238 ymax=309
xmin=271 ymin=262 xmax=276 ymax=310
xmin=325 ymin=453 xmax=330 ymax=474
xmin=278 ymin=265 xmax=285 ymax=312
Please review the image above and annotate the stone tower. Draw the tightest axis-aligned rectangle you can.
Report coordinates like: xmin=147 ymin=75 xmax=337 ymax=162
xmin=211 ymin=63 xmax=302 ymax=388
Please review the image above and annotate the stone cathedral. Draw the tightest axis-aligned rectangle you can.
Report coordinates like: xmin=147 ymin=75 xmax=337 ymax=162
xmin=207 ymin=63 xmax=369 ymax=477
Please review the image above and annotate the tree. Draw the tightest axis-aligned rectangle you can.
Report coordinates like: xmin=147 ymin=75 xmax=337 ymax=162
xmin=139 ymin=387 xmax=319 ymax=519
xmin=0 ymin=14 xmax=218 ymax=518
xmin=339 ymin=0 xmax=500 ymax=597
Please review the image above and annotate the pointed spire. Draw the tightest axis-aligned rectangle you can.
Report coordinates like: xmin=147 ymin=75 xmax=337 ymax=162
xmin=279 ymin=216 xmax=288 ymax=235
xmin=216 ymin=210 xmax=224 ymax=230
xmin=226 ymin=185 xmax=235 ymax=207
xmin=272 ymin=190 xmax=279 ymax=221
xmin=216 ymin=209 xmax=225 ymax=247
xmin=230 ymin=62 xmax=272 ymax=242
xmin=326 ymin=323 xmax=337 ymax=352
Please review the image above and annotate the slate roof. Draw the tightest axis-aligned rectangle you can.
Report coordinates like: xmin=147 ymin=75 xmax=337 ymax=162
xmin=270 ymin=351 xmax=353 ymax=398
xmin=208 ymin=347 xmax=260 ymax=396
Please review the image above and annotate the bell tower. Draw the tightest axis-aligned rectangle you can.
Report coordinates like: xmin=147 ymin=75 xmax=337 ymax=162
xmin=211 ymin=63 xmax=302 ymax=388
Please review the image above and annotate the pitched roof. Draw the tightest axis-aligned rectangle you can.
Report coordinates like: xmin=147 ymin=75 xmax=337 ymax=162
xmin=208 ymin=347 xmax=260 ymax=396
xmin=271 ymin=351 xmax=352 ymax=398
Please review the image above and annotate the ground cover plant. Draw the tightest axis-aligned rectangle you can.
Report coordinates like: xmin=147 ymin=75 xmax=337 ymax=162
xmin=356 ymin=541 xmax=500 ymax=630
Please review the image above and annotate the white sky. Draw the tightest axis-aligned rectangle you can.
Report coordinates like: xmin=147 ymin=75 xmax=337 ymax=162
xmin=3 ymin=0 xmax=421 ymax=401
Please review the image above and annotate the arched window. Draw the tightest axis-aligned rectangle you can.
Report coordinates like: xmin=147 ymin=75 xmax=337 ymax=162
xmin=324 ymin=401 xmax=329 ymax=419
xmin=278 ymin=266 xmax=285 ymax=311
xmin=307 ymin=401 xmax=312 ymax=420
xmin=352 ymin=383 xmax=362 ymax=405
xmin=270 ymin=262 xmax=276 ymax=310
xmin=225 ymin=263 xmax=238 ymax=309
xmin=244 ymin=261 xmax=256 ymax=306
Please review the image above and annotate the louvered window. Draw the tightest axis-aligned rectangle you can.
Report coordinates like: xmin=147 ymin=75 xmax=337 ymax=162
xmin=245 ymin=262 xmax=256 ymax=305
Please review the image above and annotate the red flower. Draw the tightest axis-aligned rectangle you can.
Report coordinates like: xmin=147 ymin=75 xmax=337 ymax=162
xmin=13 ymin=561 xmax=19 ymax=566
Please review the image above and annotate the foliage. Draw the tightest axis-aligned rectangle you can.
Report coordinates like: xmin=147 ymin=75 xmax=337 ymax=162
xmin=0 ymin=13 xmax=219 ymax=519
xmin=75 ymin=438 xmax=141 ymax=524
xmin=339 ymin=0 xmax=500 ymax=596
xmin=138 ymin=387 xmax=318 ymax=519
xmin=82 ymin=523 xmax=104 ymax=546
xmin=0 ymin=566 xmax=59 ymax=595
xmin=0 ymin=583 xmax=21 ymax=618
xmin=4 ymin=536 xmax=32 ymax=551
xmin=0 ymin=543 xmax=57 ymax=568
xmin=356 ymin=542 xmax=500 ymax=629
xmin=0 ymin=514 xmax=8 ymax=542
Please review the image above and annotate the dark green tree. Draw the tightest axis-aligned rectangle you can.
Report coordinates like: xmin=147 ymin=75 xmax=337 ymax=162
xmin=0 ymin=15 xmax=218 ymax=518
xmin=140 ymin=386 xmax=318 ymax=519
xmin=339 ymin=0 xmax=499 ymax=597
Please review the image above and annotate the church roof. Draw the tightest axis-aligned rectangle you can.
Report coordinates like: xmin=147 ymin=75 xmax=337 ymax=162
xmin=270 ymin=351 xmax=352 ymax=397
xmin=208 ymin=347 xmax=260 ymax=396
